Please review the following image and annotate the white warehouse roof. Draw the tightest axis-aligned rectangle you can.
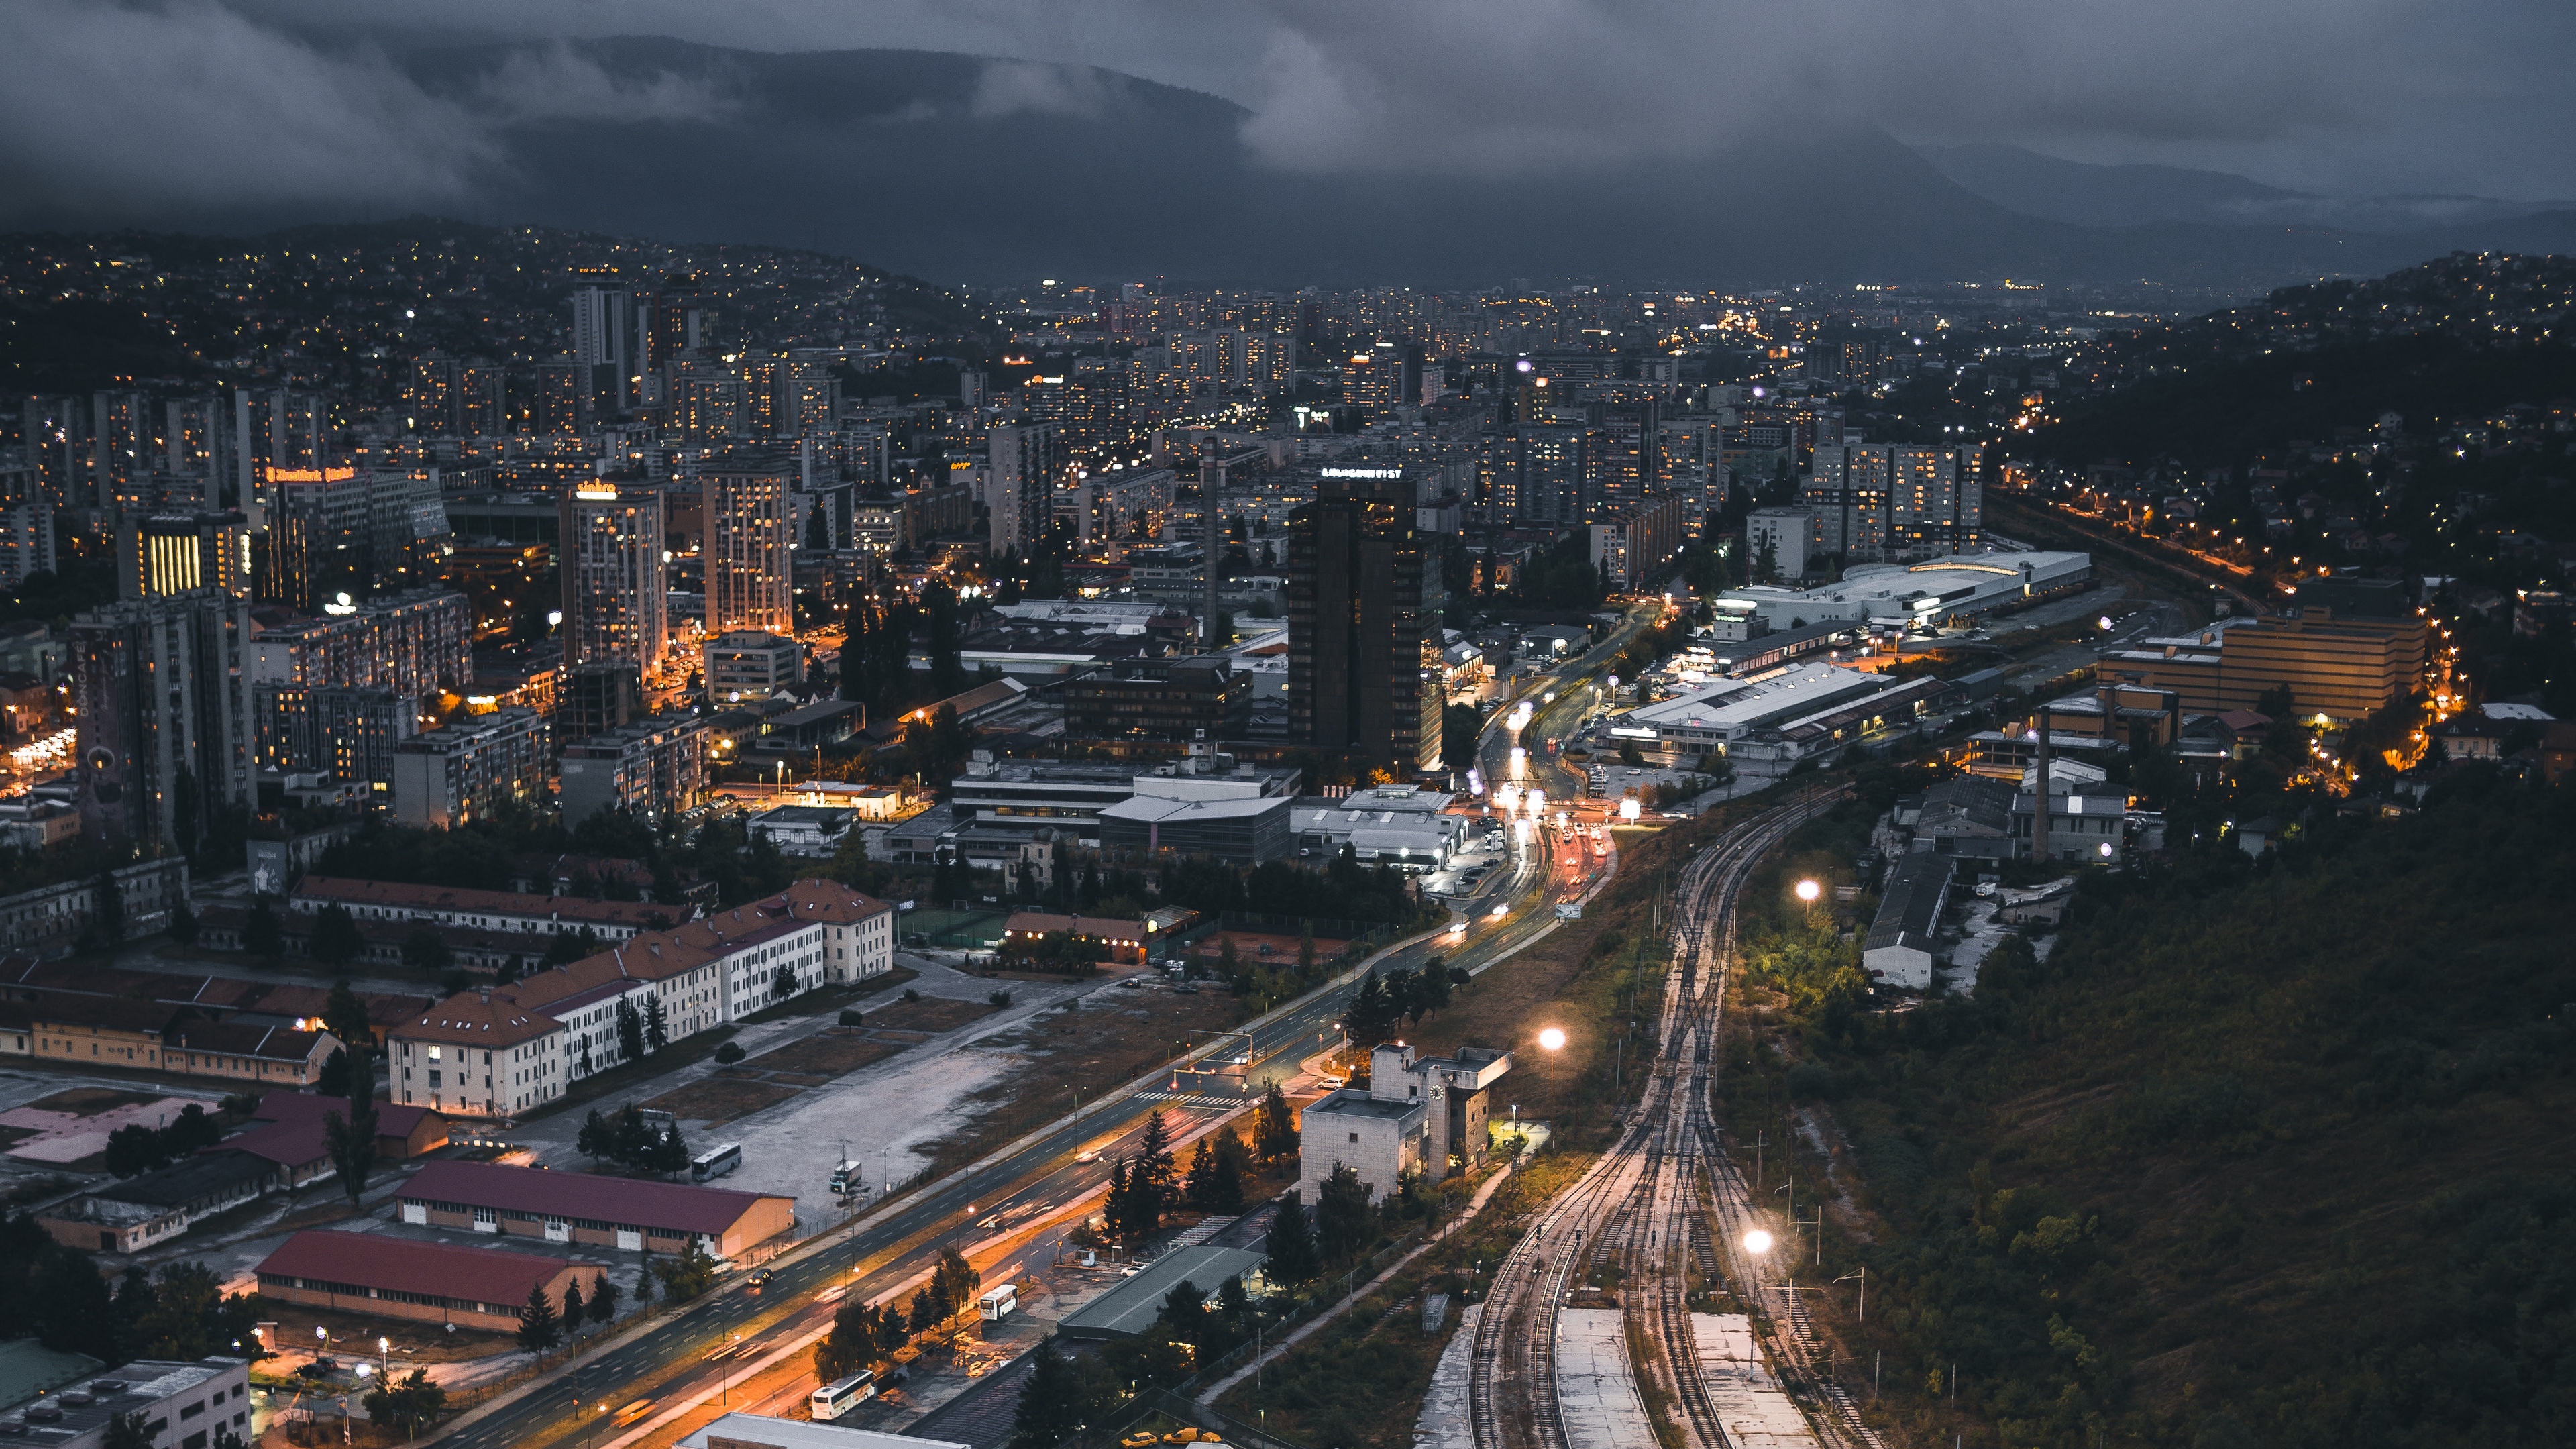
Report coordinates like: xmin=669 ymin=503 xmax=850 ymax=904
xmin=1613 ymin=663 xmax=1897 ymax=743
xmin=1715 ymin=550 xmax=2091 ymax=629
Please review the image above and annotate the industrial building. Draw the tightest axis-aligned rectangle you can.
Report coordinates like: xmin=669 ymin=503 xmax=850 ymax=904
xmin=1289 ymin=785 xmax=1471 ymax=869
xmin=679 ymin=1415 xmax=969 ymax=1449
xmin=1057 ymin=1246 xmax=1270 ymax=1342
xmin=1713 ymin=550 xmax=2091 ymax=632
xmin=910 ymin=750 xmax=1301 ymax=864
xmin=1095 ymin=773 xmax=1296 ymax=863
xmin=1862 ymin=855 xmax=1953 ymax=989
xmin=1611 ymin=663 xmax=1940 ymax=775
xmin=2094 ymin=578 xmax=2430 ymax=724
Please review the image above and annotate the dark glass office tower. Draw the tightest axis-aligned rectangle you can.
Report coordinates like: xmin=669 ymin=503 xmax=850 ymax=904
xmin=1287 ymin=470 xmax=1442 ymax=774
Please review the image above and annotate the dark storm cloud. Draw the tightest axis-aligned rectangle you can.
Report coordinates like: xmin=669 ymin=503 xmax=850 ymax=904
xmin=7 ymin=0 xmax=2573 ymax=221
xmin=0 ymin=1 xmax=729 ymax=223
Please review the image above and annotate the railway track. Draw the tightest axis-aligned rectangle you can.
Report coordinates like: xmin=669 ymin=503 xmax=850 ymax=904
xmin=1468 ymin=788 xmax=1838 ymax=1449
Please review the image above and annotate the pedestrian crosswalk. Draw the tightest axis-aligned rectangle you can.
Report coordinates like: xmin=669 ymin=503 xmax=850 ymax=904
xmin=1133 ymin=1091 xmax=1242 ymax=1109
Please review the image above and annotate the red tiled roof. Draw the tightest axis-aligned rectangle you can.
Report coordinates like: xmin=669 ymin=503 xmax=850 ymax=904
xmin=391 ymin=881 xmax=894 ymax=1049
xmin=294 ymin=877 xmax=678 ymax=929
xmin=397 ymin=992 xmax=560 ymax=1049
xmin=256 ymin=1229 xmax=585 ymax=1306
xmin=1003 ymin=911 xmax=1148 ymax=943
xmin=251 ymin=1091 xmax=440 ymax=1139
xmin=162 ymin=1020 xmax=335 ymax=1063
xmin=215 ymin=1116 xmax=329 ymax=1169
xmin=398 ymin=1160 xmax=789 ymax=1236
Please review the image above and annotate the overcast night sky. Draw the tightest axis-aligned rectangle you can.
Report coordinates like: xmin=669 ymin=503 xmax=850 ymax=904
xmin=5 ymin=1 xmax=2572 ymax=210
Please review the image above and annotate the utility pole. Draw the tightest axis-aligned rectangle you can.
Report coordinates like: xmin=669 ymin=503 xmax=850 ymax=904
xmin=1836 ymin=1265 xmax=1866 ymax=1320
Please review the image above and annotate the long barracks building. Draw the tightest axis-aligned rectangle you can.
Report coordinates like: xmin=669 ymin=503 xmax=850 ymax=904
xmin=384 ymin=879 xmax=894 ymax=1118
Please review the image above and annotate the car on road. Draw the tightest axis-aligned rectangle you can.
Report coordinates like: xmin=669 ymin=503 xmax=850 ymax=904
xmin=613 ymin=1399 xmax=655 ymax=1426
xmin=294 ymin=1360 xmax=338 ymax=1379
xmin=745 ymin=1269 xmax=774 ymax=1295
xmin=1075 ymin=1148 xmax=1101 ymax=1163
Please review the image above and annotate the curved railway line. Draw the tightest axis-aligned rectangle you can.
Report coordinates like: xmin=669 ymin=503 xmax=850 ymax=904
xmin=1468 ymin=784 xmax=1877 ymax=1449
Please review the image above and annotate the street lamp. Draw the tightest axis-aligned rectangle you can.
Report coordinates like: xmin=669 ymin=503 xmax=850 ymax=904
xmin=1537 ymin=1027 xmax=1565 ymax=1084
xmin=1793 ymin=879 xmax=1821 ymax=904
xmin=1743 ymin=1227 xmax=1773 ymax=1300
xmin=378 ymin=1338 xmax=390 ymax=1380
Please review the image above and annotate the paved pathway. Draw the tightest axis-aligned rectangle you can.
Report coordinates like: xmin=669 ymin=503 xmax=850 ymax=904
xmin=1411 ymin=1303 xmax=1482 ymax=1449
xmin=1690 ymin=1312 xmax=1820 ymax=1449
xmin=1554 ymin=1308 xmax=1654 ymax=1449
xmin=1196 ymin=1157 xmax=1518 ymax=1406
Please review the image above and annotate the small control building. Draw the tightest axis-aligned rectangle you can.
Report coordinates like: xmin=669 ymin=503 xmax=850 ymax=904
xmin=1297 ymin=1042 xmax=1511 ymax=1205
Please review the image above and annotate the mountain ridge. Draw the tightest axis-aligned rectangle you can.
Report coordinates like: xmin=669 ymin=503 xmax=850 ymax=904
xmin=17 ymin=34 xmax=2573 ymax=291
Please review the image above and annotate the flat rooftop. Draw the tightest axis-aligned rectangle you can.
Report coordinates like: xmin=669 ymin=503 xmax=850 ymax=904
xmin=679 ymin=1413 xmax=968 ymax=1449
xmin=1057 ymin=1246 xmax=1269 ymax=1341
xmin=1303 ymin=1090 xmax=1425 ymax=1121
xmin=1617 ymin=663 xmax=1897 ymax=735
xmin=1716 ymin=550 xmax=2090 ymax=624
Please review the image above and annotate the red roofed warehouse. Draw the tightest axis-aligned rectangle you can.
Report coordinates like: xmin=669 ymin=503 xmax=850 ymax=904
xmin=397 ymin=1160 xmax=795 ymax=1259
xmin=256 ymin=1229 xmax=608 ymax=1334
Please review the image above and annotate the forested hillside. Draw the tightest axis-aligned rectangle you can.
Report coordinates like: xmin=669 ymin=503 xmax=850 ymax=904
xmin=1741 ymin=768 xmax=2576 ymax=1449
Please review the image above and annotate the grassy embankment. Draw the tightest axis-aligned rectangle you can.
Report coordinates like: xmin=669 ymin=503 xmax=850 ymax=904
xmin=1712 ymin=768 xmax=2576 ymax=1449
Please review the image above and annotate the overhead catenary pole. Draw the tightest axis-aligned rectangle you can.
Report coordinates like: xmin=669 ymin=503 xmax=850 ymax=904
xmin=2032 ymin=703 xmax=2053 ymax=863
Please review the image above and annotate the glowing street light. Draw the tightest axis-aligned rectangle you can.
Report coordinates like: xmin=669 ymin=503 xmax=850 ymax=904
xmin=1794 ymin=879 xmax=1822 ymax=904
xmin=1743 ymin=1228 xmax=1774 ymax=1255
xmin=1537 ymin=1026 xmax=1566 ymax=1084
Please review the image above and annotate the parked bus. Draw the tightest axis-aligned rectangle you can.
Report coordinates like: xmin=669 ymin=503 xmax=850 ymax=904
xmin=690 ymin=1143 xmax=743 ymax=1183
xmin=978 ymin=1284 xmax=1018 ymax=1321
xmin=810 ymin=1371 xmax=876 ymax=1421
xmin=828 ymin=1161 xmax=863 ymax=1196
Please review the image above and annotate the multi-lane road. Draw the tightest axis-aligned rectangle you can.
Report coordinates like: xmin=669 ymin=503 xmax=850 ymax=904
xmin=431 ymin=606 xmax=1665 ymax=1449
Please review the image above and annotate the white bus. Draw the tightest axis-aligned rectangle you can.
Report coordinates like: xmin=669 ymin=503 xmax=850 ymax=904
xmin=810 ymin=1371 xmax=876 ymax=1421
xmin=690 ymin=1143 xmax=743 ymax=1183
xmin=978 ymin=1284 xmax=1018 ymax=1321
